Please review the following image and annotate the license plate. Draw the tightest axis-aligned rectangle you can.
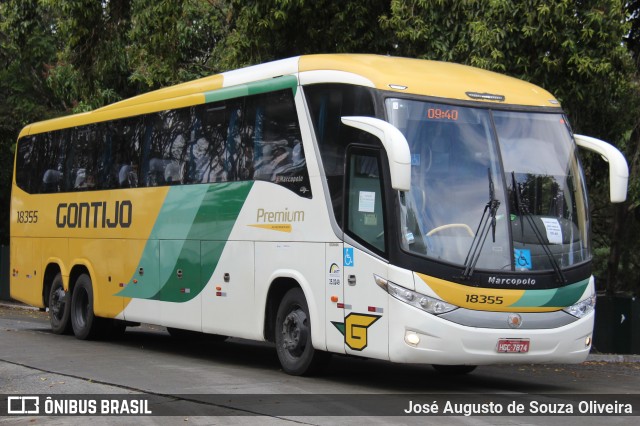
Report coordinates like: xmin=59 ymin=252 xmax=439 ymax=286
xmin=496 ymin=339 xmax=530 ymax=353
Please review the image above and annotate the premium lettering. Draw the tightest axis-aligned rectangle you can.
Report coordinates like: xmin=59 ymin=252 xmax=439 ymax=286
xmin=256 ymin=207 xmax=304 ymax=223
xmin=56 ymin=200 xmax=132 ymax=229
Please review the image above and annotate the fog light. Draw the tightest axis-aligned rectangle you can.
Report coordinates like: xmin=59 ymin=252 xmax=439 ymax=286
xmin=405 ymin=331 xmax=420 ymax=347
xmin=585 ymin=336 xmax=592 ymax=347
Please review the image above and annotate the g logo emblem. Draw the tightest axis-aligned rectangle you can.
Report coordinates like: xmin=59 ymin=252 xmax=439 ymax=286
xmin=332 ymin=313 xmax=380 ymax=351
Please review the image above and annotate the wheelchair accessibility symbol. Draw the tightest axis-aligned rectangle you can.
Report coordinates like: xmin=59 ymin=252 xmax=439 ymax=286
xmin=344 ymin=248 xmax=354 ymax=267
xmin=514 ymin=248 xmax=532 ymax=270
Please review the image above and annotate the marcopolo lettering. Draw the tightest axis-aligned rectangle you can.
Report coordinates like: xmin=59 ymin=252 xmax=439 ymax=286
xmin=56 ymin=200 xmax=132 ymax=229
xmin=487 ymin=276 xmax=536 ymax=286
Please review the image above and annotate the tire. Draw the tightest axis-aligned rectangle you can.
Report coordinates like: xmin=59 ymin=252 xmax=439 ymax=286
xmin=48 ymin=273 xmax=71 ymax=335
xmin=275 ymin=288 xmax=330 ymax=376
xmin=432 ymin=364 xmax=477 ymax=375
xmin=70 ymin=274 xmax=103 ymax=340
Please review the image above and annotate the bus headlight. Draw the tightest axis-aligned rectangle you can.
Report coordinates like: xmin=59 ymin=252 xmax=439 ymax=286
xmin=374 ymin=275 xmax=458 ymax=315
xmin=563 ymin=294 xmax=596 ymax=318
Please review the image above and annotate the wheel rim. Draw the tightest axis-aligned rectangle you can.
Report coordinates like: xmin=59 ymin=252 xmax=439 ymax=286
xmin=51 ymin=287 xmax=66 ymax=321
xmin=280 ymin=307 xmax=309 ymax=357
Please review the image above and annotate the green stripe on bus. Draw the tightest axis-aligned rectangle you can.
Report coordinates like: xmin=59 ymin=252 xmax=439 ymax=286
xmin=510 ymin=278 xmax=590 ymax=308
xmin=204 ymin=75 xmax=298 ymax=103
xmin=117 ymin=181 xmax=254 ymax=302
xmin=541 ymin=279 xmax=590 ymax=308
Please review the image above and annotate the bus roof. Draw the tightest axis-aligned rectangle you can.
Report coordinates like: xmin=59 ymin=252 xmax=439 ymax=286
xmin=20 ymin=54 xmax=560 ymax=138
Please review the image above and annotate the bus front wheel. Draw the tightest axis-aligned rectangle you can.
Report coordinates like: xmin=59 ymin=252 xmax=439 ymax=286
xmin=275 ymin=288 xmax=330 ymax=376
xmin=70 ymin=274 xmax=102 ymax=340
xmin=49 ymin=273 xmax=71 ymax=335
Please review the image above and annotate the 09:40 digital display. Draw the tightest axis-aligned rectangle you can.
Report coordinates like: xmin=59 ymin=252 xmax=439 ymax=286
xmin=427 ymin=108 xmax=459 ymax=121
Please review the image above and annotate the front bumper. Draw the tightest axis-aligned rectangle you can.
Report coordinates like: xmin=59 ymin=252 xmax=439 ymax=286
xmin=388 ymin=296 xmax=593 ymax=365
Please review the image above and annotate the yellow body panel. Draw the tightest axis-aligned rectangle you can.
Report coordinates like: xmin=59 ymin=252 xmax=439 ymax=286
xmin=299 ymin=54 xmax=557 ymax=107
xmin=24 ymin=93 xmax=207 ymax=136
xmin=11 ymin=186 xmax=170 ymax=315
xmin=416 ymin=273 xmax=559 ymax=313
xmin=10 ymin=238 xmax=43 ymax=307
xmin=96 ymin=74 xmax=223 ymax=113
xmin=18 ymin=54 xmax=560 ymax=139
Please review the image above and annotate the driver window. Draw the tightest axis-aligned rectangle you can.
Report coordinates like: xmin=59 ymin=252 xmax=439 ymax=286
xmin=345 ymin=149 xmax=386 ymax=254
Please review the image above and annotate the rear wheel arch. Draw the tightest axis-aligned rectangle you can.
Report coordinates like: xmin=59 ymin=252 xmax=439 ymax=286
xmin=274 ymin=286 xmax=331 ymax=375
xmin=42 ymin=263 xmax=63 ymax=309
xmin=45 ymin=265 xmax=72 ymax=335
xmin=263 ymin=277 xmax=299 ymax=343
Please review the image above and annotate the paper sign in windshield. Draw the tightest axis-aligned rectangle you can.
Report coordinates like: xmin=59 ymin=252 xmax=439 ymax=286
xmin=358 ymin=191 xmax=376 ymax=213
xmin=541 ymin=218 xmax=563 ymax=244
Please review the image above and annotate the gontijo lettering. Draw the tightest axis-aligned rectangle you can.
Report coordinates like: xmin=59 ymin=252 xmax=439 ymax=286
xmin=56 ymin=200 xmax=132 ymax=228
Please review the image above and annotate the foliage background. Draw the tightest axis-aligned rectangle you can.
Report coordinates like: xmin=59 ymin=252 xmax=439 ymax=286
xmin=1 ymin=0 xmax=638 ymax=294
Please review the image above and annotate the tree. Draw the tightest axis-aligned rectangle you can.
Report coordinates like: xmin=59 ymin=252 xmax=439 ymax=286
xmin=381 ymin=0 xmax=640 ymax=294
xmin=0 ymin=0 xmax=62 ymax=244
xmin=128 ymin=0 xmax=231 ymax=90
xmin=1 ymin=0 xmax=639 ymax=294
xmin=217 ymin=0 xmax=394 ymax=69
xmin=41 ymin=0 xmax=134 ymax=111
xmin=600 ymin=0 xmax=640 ymax=294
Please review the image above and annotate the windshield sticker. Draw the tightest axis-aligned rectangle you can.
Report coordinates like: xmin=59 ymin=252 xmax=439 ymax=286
xmin=540 ymin=218 xmax=563 ymax=244
xmin=363 ymin=213 xmax=377 ymax=226
xmin=411 ymin=153 xmax=420 ymax=166
xmin=514 ymin=248 xmax=532 ymax=270
xmin=358 ymin=191 xmax=376 ymax=213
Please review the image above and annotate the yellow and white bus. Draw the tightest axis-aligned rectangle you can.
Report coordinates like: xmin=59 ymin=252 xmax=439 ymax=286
xmin=11 ymin=54 xmax=628 ymax=375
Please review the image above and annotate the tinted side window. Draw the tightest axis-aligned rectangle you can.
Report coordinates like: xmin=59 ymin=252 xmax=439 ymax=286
xmin=304 ymin=84 xmax=378 ymax=223
xmin=246 ymin=90 xmax=311 ymax=198
xmin=39 ymin=130 xmax=70 ymax=193
xmin=191 ymin=99 xmax=243 ymax=184
xmin=69 ymin=125 xmax=99 ymax=190
xmin=16 ymin=136 xmax=38 ymax=193
xmin=345 ymin=149 xmax=386 ymax=254
xmin=143 ymin=109 xmax=190 ymax=186
xmin=15 ymin=89 xmax=310 ymax=196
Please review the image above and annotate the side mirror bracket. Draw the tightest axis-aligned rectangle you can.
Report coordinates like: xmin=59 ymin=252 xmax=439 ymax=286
xmin=341 ymin=116 xmax=411 ymax=191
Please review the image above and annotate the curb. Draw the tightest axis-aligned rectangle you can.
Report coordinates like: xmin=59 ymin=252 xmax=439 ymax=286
xmin=0 ymin=300 xmax=41 ymax=311
xmin=586 ymin=354 xmax=640 ymax=363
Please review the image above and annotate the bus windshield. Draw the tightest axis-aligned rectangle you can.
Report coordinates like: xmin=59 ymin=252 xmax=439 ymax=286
xmin=387 ymin=99 xmax=590 ymax=273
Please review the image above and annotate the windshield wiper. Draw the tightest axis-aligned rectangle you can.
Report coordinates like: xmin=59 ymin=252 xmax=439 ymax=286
xmin=511 ymin=172 xmax=566 ymax=283
xmin=462 ymin=168 xmax=500 ymax=280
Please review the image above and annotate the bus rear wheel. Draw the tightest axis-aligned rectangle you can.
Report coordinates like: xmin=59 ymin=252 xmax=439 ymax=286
xmin=70 ymin=274 xmax=103 ymax=340
xmin=49 ymin=273 xmax=71 ymax=335
xmin=275 ymin=288 xmax=330 ymax=376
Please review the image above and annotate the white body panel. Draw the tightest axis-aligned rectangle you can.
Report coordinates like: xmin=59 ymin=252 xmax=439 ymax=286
xmin=388 ymin=295 xmax=593 ymax=365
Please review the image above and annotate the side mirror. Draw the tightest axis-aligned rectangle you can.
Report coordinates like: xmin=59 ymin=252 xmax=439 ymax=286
xmin=574 ymin=134 xmax=629 ymax=203
xmin=341 ymin=116 xmax=411 ymax=191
